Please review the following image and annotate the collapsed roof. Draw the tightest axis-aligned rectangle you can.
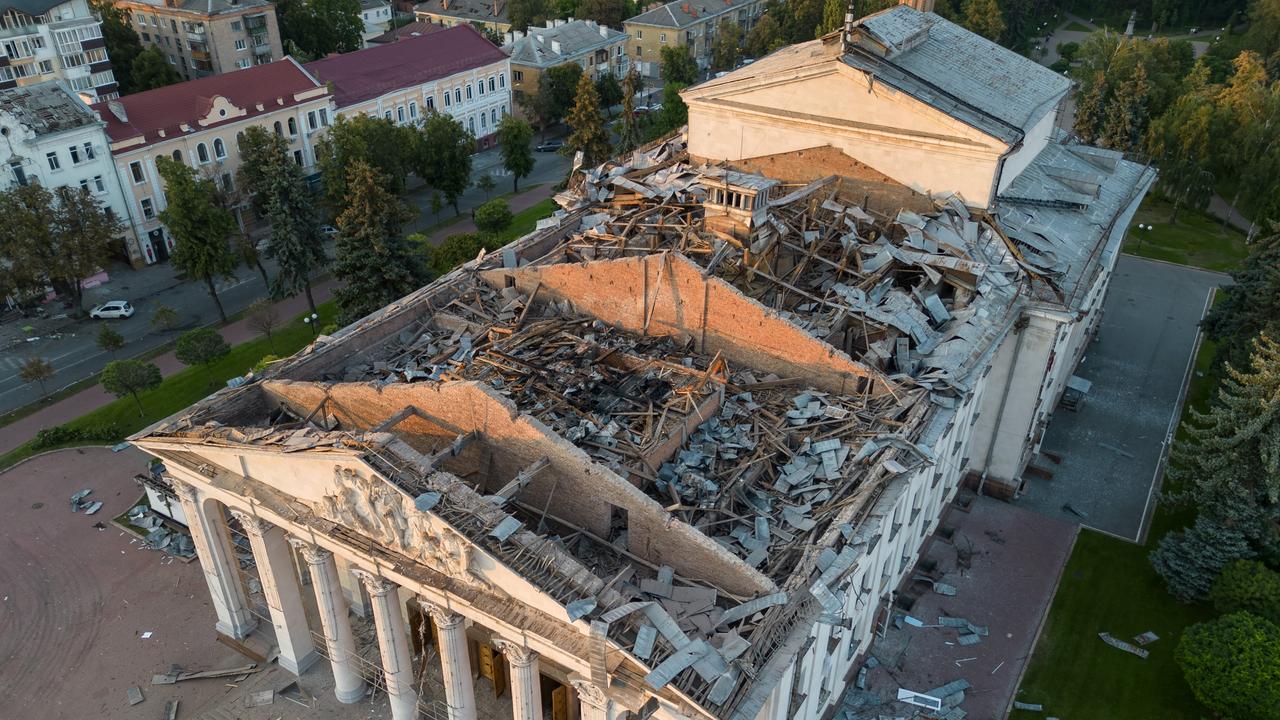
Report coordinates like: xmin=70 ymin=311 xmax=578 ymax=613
xmin=136 ymin=136 xmax=1057 ymax=719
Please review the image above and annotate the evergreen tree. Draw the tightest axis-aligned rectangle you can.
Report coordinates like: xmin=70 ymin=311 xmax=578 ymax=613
xmin=618 ymin=68 xmax=642 ymax=153
xmin=712 ymin=20 xmax=743 ymax=70
xmin=497 ymin=115 xmax=535 ymax=192
xmin=1073 ymin=72 xmax=1109 ymax=144
xmin=1203 ymin=232 xmax=1280 ymax=369
xmin=564 ymin=72 xmax=612 ymax=168
xmin=1150 ymin=515 xmax=1255 ymax=602
xmin=157 ymin=156 xmax=238 ymax=323
xmin=316 ymin=114 xmax=416 ymax=208
xmin=595 ymin=71 xmax=623 ymax=115
xmin=961 ymin=0 xmax=1005 ymax=41
xmin=1099 ymin=63 xmax=1150 ymax=152
xmin=131 ymin=46 xmax=181 ymax=92
xmin=332 ymin=161 xmax=424 ymax=323
xmin=262 ymin=155 xmax=328 ymax=312
xmin=417 ymin=112 xmax=475 ymax=215
xmin=817 ymin=0 xmax=844 ymax=37
xmin=275 ymin=0 xmax=363 ymax=58
xmin=235 ymin=126 xmax=291 ymax=215
xmin=92 ymin=0 xmax=143 ymax=94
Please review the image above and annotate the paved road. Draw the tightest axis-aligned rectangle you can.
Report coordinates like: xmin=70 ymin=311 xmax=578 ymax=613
xmin=0 ymin=143 xmax=571 ymax=417
xmin=1018 ymin=255 xmax=1225 ymax=541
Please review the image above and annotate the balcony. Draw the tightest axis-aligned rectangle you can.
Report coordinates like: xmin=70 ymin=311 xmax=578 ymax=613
xmin=191 ymin=47 xmax=209 ymax=60
xmin=186 ymin=30 xmax=206 ymax=42
xmin=252 ymin=42 xmax=271 ymax=55
xmin=245 ymin=14 xmax=269 ymax=31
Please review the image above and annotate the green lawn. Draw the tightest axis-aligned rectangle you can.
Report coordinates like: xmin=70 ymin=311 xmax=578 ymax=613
xmin=0 ymin=302 xmax=337 ymax=470
xmin=493 ymin=198 xmax=558 ymax=244
xmin=1123 ymin=195 xmax=1248 ymax=272
xmin=1011 ymin=333 xmax=1223 ymax=718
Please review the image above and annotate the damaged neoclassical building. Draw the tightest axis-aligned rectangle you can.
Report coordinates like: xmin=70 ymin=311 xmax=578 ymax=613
xmin=130 ymin=3 xmax=1153 ymax=720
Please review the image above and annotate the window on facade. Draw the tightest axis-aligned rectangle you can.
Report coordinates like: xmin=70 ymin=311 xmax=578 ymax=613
xmin=660 ymin=33 xmax=666 ymax=42
xmin=69 ymin=145 xmax=81 ymax=164
xmin=171 ymin=149 xmax=182 ymax=163
xmin=170 ymin=19 xmax=176 ymax=31
xmin=231 ymin=20 xmax=241 ymax=30
xmin=499 ymin=73 xmax=505 ymax=88
xmin=38 ymin=59 xmax=52 ymax=74
xmin=490 ymin=108 xmax=496 ymax=124
xmin=83 ymin=142 xmax=94 ymax=160
xmin=383 ymin=110 xmax=392 ymax=120
xmin=235 ymin=39 xmax=246 ymax=50
xmin=93 ymin=175 xmax=105 ymax=193
xmin=409 ymin=101 xmax=417 ymax=118
xmin=635 ymin=45 xmax=642 ymax=56
xmin=477 ymin=80 xmax=484 ymax=95
xmin=287 ymin=117 xmax=297 ymax=135
xmin=455 ymin=88 xmax=461 ymax=104
xmin=501 ymin=103 xmax=507 ymax=116
xmin=488 ymin=76 xmax=495 ymax=92
xmin=213 ymin=138 xmax=226 ymax=159
xmin=46 ymin=151 xmax=58 ymax=170
xmin=397 ymin=106 xmax=405 ymax=122
xmin=513 ymin=70 xmax=522 ymax=82
xmin=197 ymin=142 xmax=210 ymax=163
xmin=306 ymin=110 xmax=317 ymax=130
xmin=221 ymin=172 xmax=233 ymax=191
xmin=468 ymin=117 xmax=475 ymax=134
xmin=236 ymin=58 xmax=250 ymax=69
xmin=443 ymin=92 xmax=451 ymax=107
xmin=79 ymin=177 xmax=89 ymax=191
xmin=273 ymin=121 xmax=283 ymax=136
xmin=141 ymin=197 xmax=154 ymax=219
xmin=637 ymin=30 xmax=643 ymax=38
xmin=129 ymin=161 xmax=144 ymax=183
xmin=293 ymin=150 xmax=302 ymax=165
xmin=9 ymin=161 xmax=25 ymax=186
xmin=480 ymin=113 xmax=486 ymax=129
xmin=465 ymin=85 xmax=472 ymax=100
xmin=319 ymin=108 xmax=329 ymax=126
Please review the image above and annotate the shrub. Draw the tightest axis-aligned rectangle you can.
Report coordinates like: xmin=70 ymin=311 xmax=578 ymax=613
xmin=1210 ymin=560 xmax=1280 ymax=625
xmin=474 ymin=198 xmax=513 ymax=235
xmin=32 ymin=422 xmax=125 ymax=449
xmin=1176 ymin=612 xmax=1280 ymax=719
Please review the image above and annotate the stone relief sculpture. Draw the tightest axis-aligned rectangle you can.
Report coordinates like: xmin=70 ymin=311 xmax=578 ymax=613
xmin=318 ymin=465 xmax=491 ymax=591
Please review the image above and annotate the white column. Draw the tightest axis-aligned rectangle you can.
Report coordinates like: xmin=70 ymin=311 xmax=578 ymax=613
xmin=425 ymin=603 xmax=478 ymax=720
xmin=493 ymin=639 xmax=542 ymax=720
xmin=355 ymin=570 xmax=418 ymax=720
xmin=233 ymin=512 xmax=318 ymax=675
xmin=172 ymin=482 xmax=256 ymax=639
xmin=572 ymin=678 xmax=626 ymax=720
xmin=292 ymin=541 xmax=365 ymax=703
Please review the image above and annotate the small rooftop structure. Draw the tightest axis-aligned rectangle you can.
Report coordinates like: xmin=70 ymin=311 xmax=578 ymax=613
xmin=0 ymin=81 xmax=97 ymax=137
xmin=626 ymin=0 xmax=760 ymax=29
xmin=305 ymin=24 xmax=508 ymax=109
xmin=367 ymin=19 xmax=446 ymax=44
xmin=503 ymin=19 xmax=627 ymax=69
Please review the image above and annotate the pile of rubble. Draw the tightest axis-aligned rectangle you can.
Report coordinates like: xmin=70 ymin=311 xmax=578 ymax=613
xmin=127 ymin=505 xmax=195 ymax=558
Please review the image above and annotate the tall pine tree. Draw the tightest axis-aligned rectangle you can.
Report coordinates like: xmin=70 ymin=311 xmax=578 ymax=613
xmin=618 ymin=69 xmax=642 ymax=154
xmin=1150 ymin=515 xmax=1256 ymax=602
xmin=157 ymin=156 xmax=238 ymax=323
xmin=1099 ymin=62 xmax=1151 ymax=152
xmin=332 ymin=161 xmax=424 ymax=323
xmin=564 ymin=72 xmax=612 ymax=169
xmin=263 ymin=160 xmax=327 ymax=313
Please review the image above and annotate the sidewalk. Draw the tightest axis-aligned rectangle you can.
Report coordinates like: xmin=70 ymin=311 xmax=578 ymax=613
xmin=0 ymin=278 xmax=337 ymax=456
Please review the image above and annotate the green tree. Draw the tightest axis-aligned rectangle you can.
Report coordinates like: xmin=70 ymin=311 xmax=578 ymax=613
xmin=474 ymin=198 xmax=513 ymax=235
xmin=1057 ymin=41 xmax=1080 ymax=62
xmin=746 ymin=12 xmax=785 ymax=58
xmin=961 ymin=0 xmax=1005 ymax=41
xmin=817 ymin=0 xmax=844 ymax=38
xmin=426 ymin=232 xmax=486 ymax=277
xmin=1150 ymin=515 xmax=1256 ymax=602
xmin=1145 ymin=62 xmax=1215 ymax=223
xmin=1204 ymin=232 xmax=1280 ymax=369
xmin=654 ymin=82 xmax=689 ymax=135
xmin=96 ymin=324 xmax=125 ymax=357
xmin=417 ymin=112 xmax=475 ymax=215
xmin=508 ymin=0 xmax=548 ymax=32
xmin=475 ymin=173 xmax=496 ymax=199
xmin=660 ymin=45 xmax=698 ymax=85
xmin=712 ymin=20 xmax=743 ymax=71
xmin=316 ymin=114 xmax=416 ymax=208
xmin=235 ymin=126 xmax=291 ymax=214
xmin=19 ymin=357 xmax=54 ymax=399
xmin=618 ymin=69 xmax=642 ymax=153
xmin=50 ymin=186 xmax=123 ymax=313
xmin=0 ymin=185 xmax=55 ymax=302
xmin=1176 ymin=612 xmax=1280 ymax=720
xmin=246 ymin=299 xmax=281 ymax=352
xmin=151 ymin=304 xmax=180 ymax=333
xmin=131 ymin=46 xmax=181 ymax=92
xmin=527 ymin=63 xmax=584 ymax=132
xmin=332 ymin=161 xmax=425 ymax=323
xmin=596 ymin=71 xmax=623 ymax=116
xmin=276 ymin=0 xmax=363 ymax=58
xmin=564 ymin=72 xmax=612 ymax=168
xmin=100 ymin=359 xmax=161 ymax=415
xmin=1247 ymin=0 xmax=1280 ymax=58
xmin=1099 ymin=62 xmax=1150 ymax=151
xmin=92 ymin=0 xmax=143 ymax=94
xmin=157 ymin=156 xmax=238 ymax=324
xmin=175 ymin=327 xmax=231 ymax=385
xmin=1073 ymin=72 xmax=1109 ymax=144
xmin=497 ymin=114 xmax=536 ymax=192
xmin=1215 ymin=52 xmax=1280 ymax=239
xmin=577 ymin=0 xmax=626 ymax=26
xmin=1210 ymin=559 xmax=1280 ymax=625
xmin=260 ymin=148 xmax=328 ymax=312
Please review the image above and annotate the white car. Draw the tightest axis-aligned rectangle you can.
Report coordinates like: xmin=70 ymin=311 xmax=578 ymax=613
xmin=89 ymin=300 xmax=134 ymax=319
xmin=320 ymin=224 xmax=338 ymax=237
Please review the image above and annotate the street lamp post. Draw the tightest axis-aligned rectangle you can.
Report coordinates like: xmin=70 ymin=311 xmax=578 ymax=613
xmin=303 ymin=312 xmax=319 ymax=337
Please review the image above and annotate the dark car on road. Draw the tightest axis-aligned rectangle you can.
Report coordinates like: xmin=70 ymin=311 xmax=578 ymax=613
xmin=535 ymin=139 xmax=565 ymax=152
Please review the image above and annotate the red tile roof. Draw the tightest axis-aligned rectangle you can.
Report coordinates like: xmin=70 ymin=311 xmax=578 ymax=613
xmin=367 ymin=20 xmax=446 ymax=44
xmin=91 ymin=59 xmax=326 ymax=148
xmin=305 ymin=24 xmax=508 ymax=109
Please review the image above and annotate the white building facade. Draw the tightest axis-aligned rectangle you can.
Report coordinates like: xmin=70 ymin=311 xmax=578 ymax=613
xmin=0 ymin=0 xmax=118 ymax=100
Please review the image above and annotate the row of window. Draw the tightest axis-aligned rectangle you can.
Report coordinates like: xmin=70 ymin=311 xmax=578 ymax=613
xmin=439 ymin=72 xmax=506 ymax=109
xmin=1 ymin=58 xmax=54 ymax=80
xmin=44 ymin=141 xmax=98 ymax=172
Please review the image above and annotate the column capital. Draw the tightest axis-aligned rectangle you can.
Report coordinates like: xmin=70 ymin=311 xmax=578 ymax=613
xmin=422 ymin=601 xmax=464 ymax=630
xmin=352 ymin=568 xmax=397 ymax=597
xmin=288 ymin=538 xmax=333 ymax=565
xmin=570 ymin=678 xmax=609 ymax=709
xmin=492 ymin=639 xmax=538 ymax=668
xmin=171 ymin=480 xmax=199 ymax=503
xmin=230 ymin=510 xmax=273 ymax=537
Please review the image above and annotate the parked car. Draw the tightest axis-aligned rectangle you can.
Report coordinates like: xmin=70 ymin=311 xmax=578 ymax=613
xmin=535 ymin=139 xmax=565 ymax=152
xmin=90 ymin=300 xmax=134 ymax=319
xmin=319 ymin=224 xmax=338 ymax=237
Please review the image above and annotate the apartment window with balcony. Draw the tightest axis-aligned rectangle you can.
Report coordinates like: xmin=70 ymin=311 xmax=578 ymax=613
xmin=197 ymin=142 xmax=210 ymax=163
xmin=45 ymin=151 xmax=59 ymax=171
xmin=235 ymin=39 xmax=246 ymax=51
xmin=213 ymin=138 xmax=226 ymax=159
xmin=129 ymin=161 xmax=144 ymax=184
xmin=141 ymin=197 xmax=155 ymax=219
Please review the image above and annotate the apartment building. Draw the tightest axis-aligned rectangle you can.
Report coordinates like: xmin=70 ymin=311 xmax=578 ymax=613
xmin=305 ymin=24 xmax=511 ymax=149
xmin=413 ymin=0 xmax=509 ymax=34
xmin=0 ymin=0 xmax=117 ymax=100
xmin=116 ymin=0 xmax=283 ymax=80
xmin=623 ymin=0 xmax=764 ymax=78
xmin=359 ymin=0 xmax=393 ymax=44
xmin=503 ymin=18 xmax=627 ymax=100
xmin=92 ymin=58 xmax=330 ymax=266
